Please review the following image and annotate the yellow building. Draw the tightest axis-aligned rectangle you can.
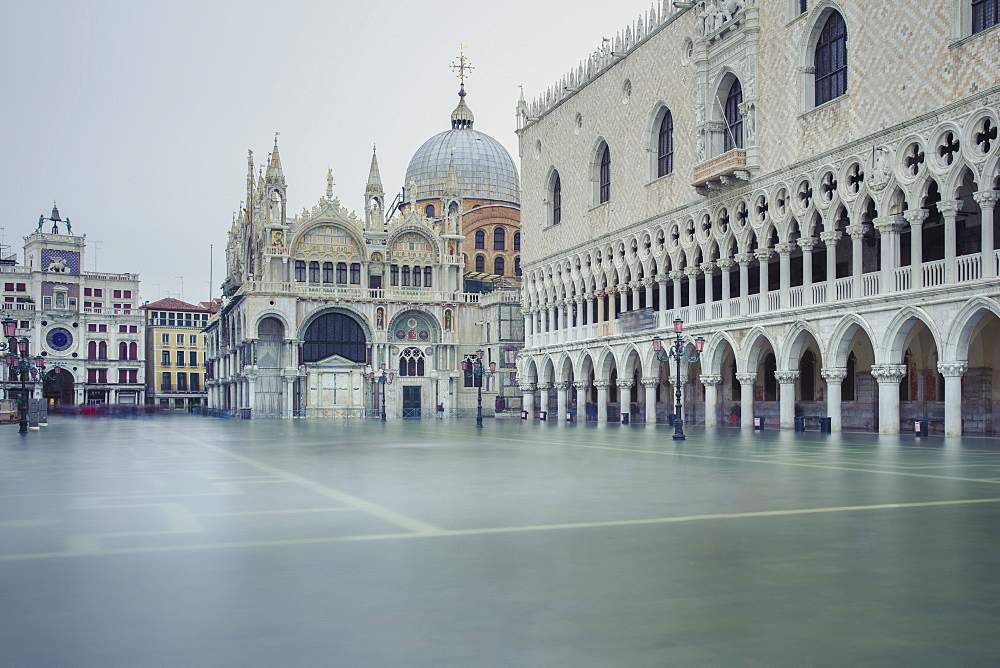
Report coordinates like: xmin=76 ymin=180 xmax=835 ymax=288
xmin=141 ymin=298 xmax=215 ymax=410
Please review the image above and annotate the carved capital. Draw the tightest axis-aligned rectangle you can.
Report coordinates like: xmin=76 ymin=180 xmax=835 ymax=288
xmin=735 ymin=372 xmax=757 ymax=385
xmin=754 ymin=248 xmax=772 ymax=262
xmin=669 ymin=270 xmax=685 ymax=280
xmin=716 ymin=258 xmax=735 ymax=271
xmin=735 ymin=252 xmax=754 ymax=266
xmin=774 ymin=242 xmax=794 ymax=256
xmin=819 ymin=230 xmax=842 ymax=244
xmin=870 ymin=364 xmax=908 ymax=384
xmin=640 ymin=376 xmax=660 ymax=388
xmin=936 ymin=199 xmax=962 ymax=218
xmin=617 ymin=379 xmax=635 ymax=389
xmin=973 ymin=190 xmax=1000 ymax=207
xmin=773 ymin=370 xmax=800 ymax=384
xmin=700 ymin=261 xmax=716 ymax=274
xmin=820 ymin=367 xmax=848 ymax=383
xmin=573 ymin=382 xmax=590 ymax=391
xmin=797 ymin=237 xmax=817 ymax=251
xmin=519 ymin=383 xmax=537 ymax=393
xmin=554 ymin=381 xmax=570 ymax=390
xmin=937 ymin=361 xmax=969 ymax=378
xmin=593 ymin=380 xmax=612 ymax=390
xmin=684 ymin=266 xmax=701 ymax=278
xmin=873 ymin=215 xmax=905 ymax=235
xmin=536 ymin=382 xmax=553 ymax=391
xmin=903 ymin=208 xmax=929 ymax=226
xmin=699 ymin=374 xmax=723 ymax=386
xmin=846 ymin=224 xmax=869 ymax=241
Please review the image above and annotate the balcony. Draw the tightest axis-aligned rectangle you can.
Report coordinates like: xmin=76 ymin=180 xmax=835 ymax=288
xmin=692 ymin=150 xmax=748 ymax=195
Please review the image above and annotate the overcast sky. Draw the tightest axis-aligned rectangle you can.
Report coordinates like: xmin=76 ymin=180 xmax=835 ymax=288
xmin=3 ymin=0 xmax=661 ymax=305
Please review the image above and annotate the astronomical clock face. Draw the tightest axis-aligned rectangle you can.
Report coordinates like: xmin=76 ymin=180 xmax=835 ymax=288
xmin=46 ymin=327 xmax=73 ymax=352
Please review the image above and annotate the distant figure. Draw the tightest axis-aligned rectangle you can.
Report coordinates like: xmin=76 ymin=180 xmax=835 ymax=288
xmin=586 ymin=401 xmax=597 ymax=422
xmin=37 ymin=215 xmax=44 ymax=231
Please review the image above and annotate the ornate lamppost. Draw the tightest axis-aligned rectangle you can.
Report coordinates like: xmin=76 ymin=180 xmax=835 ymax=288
xmin=367 ymin=363 xmax=394 ymax=421
xmin=462 ymin=349 xmax=496 ymax=428
xmin=3 ymin=317 xmax=46 ymax=433
xmin=652 ymin=318 xmax=704 ymax=440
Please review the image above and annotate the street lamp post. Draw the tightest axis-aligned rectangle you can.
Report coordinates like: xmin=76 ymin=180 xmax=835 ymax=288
xmin=3 ymin=317 xmax=47 ymax=434
xmin=652 ymin=318 xmax=705 ymax=440
xmin=462 ymin=349 xmax=496 ymax=428
xmin=367 ymin=363 xmax=394 ymax=421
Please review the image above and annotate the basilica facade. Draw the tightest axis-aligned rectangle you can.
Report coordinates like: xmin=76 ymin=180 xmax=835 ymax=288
xmin=516 ymin=0 xmax=1000 ymax=436
xmin=206 ymin=87 xmax=523 ymax=418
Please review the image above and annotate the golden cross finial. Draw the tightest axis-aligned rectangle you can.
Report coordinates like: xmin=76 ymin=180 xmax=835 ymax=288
xmin=450 ymin=44 xmax=475 ymax=84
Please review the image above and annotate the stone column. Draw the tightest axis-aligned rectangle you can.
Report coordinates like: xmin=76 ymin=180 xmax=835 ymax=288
xmin=820 ymin=230 xmax=842 ymax=299
xmin=938 ymin=199 xmax=961 ymax=284
xmin=657 ymin=273 xmax=669 ymax=316
xmin=775 ymin=243 xmax=794 ymax=308
xmin=641 ymin=376 xmax=659 ymax=425
xmin=701 ymin=262 xmax=715 ymax=308
xmin=755 ymin=248 xmax=772 ymax=306
xmin=736 ymin=253 xmax=752 ymax=308
xmin=974 ymin=191 xmax=999 ymax=278
xmin=555 ymin=381 xmax=569 ymax=420
xmin=846 ymin=223 xmax=868 ymax=297
xmin=700 ymin=374 xmax=722 ymax=427
xmin=618 ymin=378 xmax=635 ymax=423
xmin=874 ymin=215 xmax=905 ymax=292
xmin=871 ymin=364 xmax=908 ymax=434
xmin=685 ymin=266 xmax=701 ymax=312
xmin=284 ymin=371 xmax=296 ymax=418
xmin=575 ymin=382 xmax=589 ymax=421
xmin=596 ymin=290 xmax=606 ymax=324
xmin=644 ymin=278 xmax=654 ymax=311
xmin=717 ymin=258 xmax=734 ymax=308
xmin=524 ymin=309 xmax=534 ymax=339
xmin=537 ymin=382 xmax=552 ymax=416
xmin=670 ymin=270 xmax=684 ymax=312
xmin=916 ymin=369 xmax=928 ymax=403
xmin=903 ymin=209 xmax=927 ymax=289
xmin=588 ymin=294 xmax=596 ymax=326
xmin=774 ymin=370 xmax=799 ymax=430
xmin=618 ymin=286 xmax=627 ymax=316
xmin=798 ymin=237 xmax=816 ymax=305
xmin=521 ymin=383 xmax=536 ymax=417
xmin=937 ymin=361 xmax=968 ymax=437
xmin=594 ymin=380 xmax=610 ymax=423
xmin=821 ymin=367 xmax=847 ymax=432
xmin=736 ymin=372 xmax=757 ymax=429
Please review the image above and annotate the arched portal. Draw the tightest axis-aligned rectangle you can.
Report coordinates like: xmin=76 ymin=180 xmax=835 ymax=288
xmin=255 ymin=317 xmax=286 ymax=415
xmin=43 ymin=367 xmax=75 ymax=406
xmin=302 ymin=310 xmax=369 ymax=416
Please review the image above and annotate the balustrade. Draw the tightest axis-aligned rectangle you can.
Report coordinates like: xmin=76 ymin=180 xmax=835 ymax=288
xmin=835 ymin=277 xmax=853 ymax=300
xmin=746 ymin=295 xmax=760 ymax=314
xmin=893 ymin=267 xmax=911 ymax=292
xmin=862 ymin=273 xmax=880 ymax=297
xmin=788 ymin=287 xmax=803 ymax=308
xmin=923 ymin=260 xmax=946 ymax=287
xmin=766 ymin=292 xmax=781 ymax=311
xmin=811 ymin=283 xmax=827 ymax=304
xmin=956 ymin=253 xmax=982 ymax=282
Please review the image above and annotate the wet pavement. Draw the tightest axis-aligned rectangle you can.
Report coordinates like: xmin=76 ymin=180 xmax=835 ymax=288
xmin=2 ymin=415 xmax=1000 ymax=666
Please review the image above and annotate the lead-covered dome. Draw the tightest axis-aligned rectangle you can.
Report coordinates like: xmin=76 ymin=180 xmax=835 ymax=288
xmin=405 ymin=86 xmax=520 ymax=205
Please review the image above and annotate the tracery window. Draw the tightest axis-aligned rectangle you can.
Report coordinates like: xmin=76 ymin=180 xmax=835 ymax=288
xmin=724 ymin=80 xmax=743 ymax=151
xmin=657 ymin=109 xmax=674 ymax=177
xmin=973 ymin=0 xmax=999 ymax=34
xmin=814 ymin=11 xmax=847 ymax=106
xmin=399 ymin=347 xmax=425 ymax=377
xmin=598 ymin=144 xmax=611 ymax=203
xmin=494 ymin=227 xmax=506 ymax=250
xmin=552 ymin=173 xmax=562 ymax=225
xmin=475 ymin=230 xmax=485 ymax=249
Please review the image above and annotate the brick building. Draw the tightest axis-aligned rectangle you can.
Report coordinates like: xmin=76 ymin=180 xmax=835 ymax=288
xmin=516 ymin=0 xmax=1000 ymax=436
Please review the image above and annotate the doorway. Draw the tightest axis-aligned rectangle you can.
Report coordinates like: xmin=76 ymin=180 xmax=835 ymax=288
xmin=402 ymin=386 xmax=422 ymax=418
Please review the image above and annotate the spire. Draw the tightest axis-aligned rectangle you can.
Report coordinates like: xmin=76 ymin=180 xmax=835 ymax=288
xmin=445 ymin=157 xmax=459 ymax=196
xmin=451 ymin=84 xmax=475 ymax=129
xmin=366 ymin=145 xmax=383 ymax=194
xmin=266 ymin=133 xmax=285 ymax=184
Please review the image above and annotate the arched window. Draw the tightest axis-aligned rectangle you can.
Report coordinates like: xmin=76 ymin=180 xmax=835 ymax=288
xmin=843 ymin=351 xmax=857 ymax=401
xmin=302 ymin=312 xmax=366 ymax=363
xmin=552 ymin=172 xmax=562 ymax=225
xmin=322 ymin=262 xmax=334 ymax=284
xmin=412 ymin=266 xmax=422 ymax=287
xmin=762 ymin=352 xmax=776 ymax=401
xmin=973 ymin=0 xmax=998 ymax=35
xmin=294 ymin=260 xmax=306 ymax=282
xmin=119 ymin=342 xmax=128 ymax=360
xmin=399 ymin=348 xmax=425 ymax=377
xmin=336 ymin=262 xmax=348 ymax=284
xmin=308 ymin=261 xmax=320 ymax=283
xmin=350 ymin=263 xmax=361 ymax=284
xmin=494 ymin=227 xmax=506 ymax=250
xmin=657 ymin=109 xmax=674 ymax=177
xmin=424 ymin=266 xmax=432 ymax=287
xmin=88 ymin=341 xmax=97 ymax=359
xmin=401 ymin=266 xmax=411 ymax=286
xmin=514 ymin=256 xmax=522 ymax=277
xmin=513 ymin=232 xmax=521 ymax=251
xmin=425 ymin=204 xmax=435 ymax=218
xmin=800 ymin=350 xmax=816 ymax=401
xmin=475 ymin=230 xmax=485 ymax=249
xmin=494 ymin=256 xmax=505 ymax=276
xmin=814 ymin=11 xmax=847 ymax=106
xmin=599 ymin=144 xmax=611 ymax=203
xmin=390 ymin=265 xmax=399 ymax=286
xmin=98 ymin=341 xmax=108 ymax=360
xmin=475 ymin=254 xmax=485 ymax=273
xmin=724 ymin=80 xmax=743 ymax=151
xmin=129 ymin=342 xmax=138 ymax=360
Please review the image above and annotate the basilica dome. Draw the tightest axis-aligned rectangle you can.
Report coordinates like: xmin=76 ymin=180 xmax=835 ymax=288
xmin=404 ymin=86 xmax=520 ymax=205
